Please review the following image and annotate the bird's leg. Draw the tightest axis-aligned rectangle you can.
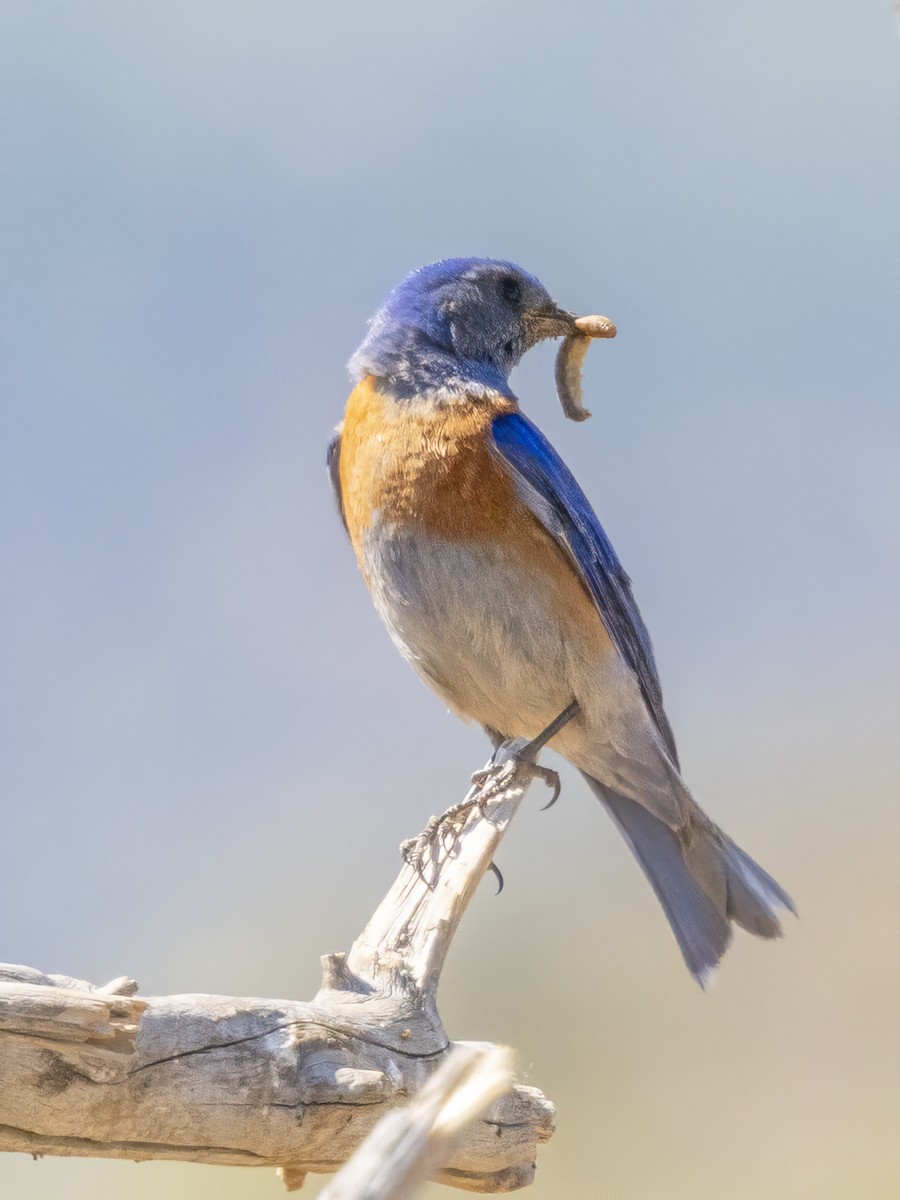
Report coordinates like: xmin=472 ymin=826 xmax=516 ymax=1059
xmin=469 ymin=699 xmax=580 ymax=810
xmin=400 ymin=700 xmax=580 ymax=884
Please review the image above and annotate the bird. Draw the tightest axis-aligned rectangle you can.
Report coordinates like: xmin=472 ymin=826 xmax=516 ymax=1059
xmin=328 ymin=257 xmax=794 ymax=985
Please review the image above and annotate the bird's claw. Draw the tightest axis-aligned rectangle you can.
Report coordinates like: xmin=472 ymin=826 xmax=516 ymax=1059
xmin=473 ymin=748 xmax=561 ymax=811
xmin=468 ymin=759 xmax=517 ymax=806
xmin=399 ymin=760 xmax=520 ymax=889
xmin=400 ymin=701 xmax=579 ymax=889
xmin=488 ymin=860 xmax=504 ymax=894
xmin=400 ymin=815 xmax=443 ymax=885
xmin=536 ymin=764 xmax=562 ymax=810
xmin=399 ymin=787 xmax=492 ymax=886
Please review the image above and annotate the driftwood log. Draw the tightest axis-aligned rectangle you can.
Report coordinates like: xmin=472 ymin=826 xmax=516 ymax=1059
xmin=0 ymin=744 xmax=556 ymax=1192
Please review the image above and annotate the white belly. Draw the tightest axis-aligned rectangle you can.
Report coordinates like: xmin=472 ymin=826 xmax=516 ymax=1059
xmin=361 ymin=522 xmax=681 ymax=817
xmin=362 ymin=524 xmax=600 ymax=736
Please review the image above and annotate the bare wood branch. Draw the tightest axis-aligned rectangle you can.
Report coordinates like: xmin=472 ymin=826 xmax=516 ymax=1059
xmin=316 ymin=741 xmax=541 ymax=1052
xmin=0 ymin=750 xmax=556 ymax=1192
xmin=319 ymin=1044 xmax=516 ymax=1200
xmin=0 ymin=964 xmax=139 ymax=996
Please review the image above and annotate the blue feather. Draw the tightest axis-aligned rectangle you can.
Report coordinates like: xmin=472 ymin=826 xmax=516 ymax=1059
xmin=491 ymin=410 xmax=679 ymax=764
xmin=348 ymin=258 xmax=555 ymax=400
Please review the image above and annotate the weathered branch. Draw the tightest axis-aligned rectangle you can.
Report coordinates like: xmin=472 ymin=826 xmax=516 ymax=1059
xmin=319 ymin=1044 xmax=516 ymax=1200
xmin=0 ymin=747 xmax=556 ymax=1192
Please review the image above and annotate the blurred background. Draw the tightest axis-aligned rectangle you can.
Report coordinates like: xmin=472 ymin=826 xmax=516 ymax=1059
xmin=2 ymin=2 xmax=899 ymax=1197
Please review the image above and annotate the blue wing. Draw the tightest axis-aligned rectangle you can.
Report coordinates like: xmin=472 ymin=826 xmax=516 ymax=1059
xmin=491 ymin=410 xmax=678 ymax=765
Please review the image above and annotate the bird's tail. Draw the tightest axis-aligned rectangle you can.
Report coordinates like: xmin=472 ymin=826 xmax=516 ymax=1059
xmin=582 ymin=773 xmax=795 ymax=985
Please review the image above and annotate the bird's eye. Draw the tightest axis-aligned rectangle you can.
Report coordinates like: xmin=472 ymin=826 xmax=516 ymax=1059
xmin=503 ymin=340 xmax=515 ymax=357
xmin=498 ymin=276 xmax=522 ymax=306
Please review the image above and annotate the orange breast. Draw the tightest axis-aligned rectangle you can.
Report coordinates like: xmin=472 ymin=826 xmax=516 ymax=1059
xmin=337 ymin=377 xmax=613 ymax=664
xmin=338 ymin=377 xmax=521 ymax=555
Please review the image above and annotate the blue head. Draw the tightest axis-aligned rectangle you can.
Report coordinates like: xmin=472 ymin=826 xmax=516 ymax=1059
xmin=349 ymin=258 xmax=577 ymax=400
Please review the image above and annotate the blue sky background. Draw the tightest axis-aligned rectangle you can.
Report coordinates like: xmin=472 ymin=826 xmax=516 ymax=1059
xmin=1 ymin=3 xmax=899 ymax=1197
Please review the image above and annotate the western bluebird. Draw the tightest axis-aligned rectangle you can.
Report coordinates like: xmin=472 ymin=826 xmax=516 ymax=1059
xmin=329 ymin=257 xmax=793 ymax=984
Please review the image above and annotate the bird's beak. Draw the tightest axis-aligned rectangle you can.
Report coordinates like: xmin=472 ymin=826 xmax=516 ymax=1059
xmin=526 ymin=302 xmax=579 ymax=341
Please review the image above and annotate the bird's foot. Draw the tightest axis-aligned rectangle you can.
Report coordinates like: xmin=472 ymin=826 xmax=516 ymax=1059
xmin=400 ymin=816 xmax=444 ymax=885
xmin=468 ymin=744 xmax=561 ymax=812
xmin=399 ymin=700 xmax=580 ymax=886
xmin=476 ymin=697 xmax=580 ymax=813
xmin=400 ymin=788 xmax=491 ymax=885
